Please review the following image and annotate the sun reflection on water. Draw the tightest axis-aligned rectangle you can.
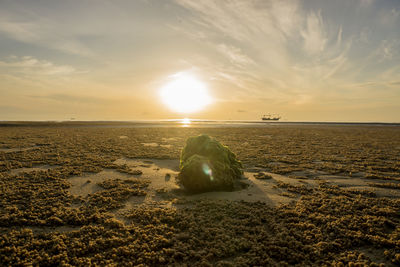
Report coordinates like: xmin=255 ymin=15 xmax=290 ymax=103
xmin=180 ymin=118 xmax=191 ymax=127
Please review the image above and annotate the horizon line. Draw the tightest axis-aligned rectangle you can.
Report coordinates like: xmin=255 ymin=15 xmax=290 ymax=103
xmin=0 ymin=119 xmax=399 ymax=125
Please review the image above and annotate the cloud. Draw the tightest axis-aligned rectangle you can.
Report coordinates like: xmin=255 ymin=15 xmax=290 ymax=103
xmin=0 ymin=18 xmax=93 ymax=56
xmin=174 ymin=0 xmax=253 ymax=42
xmin=336 ymin=25 xmax=343 ymax=47
xmin=1 ymin=0 xmax=398 ymax=121
xmin=172 ymin=0 xmax=354 ymax=103
xmin=364 ymin=39 xmax=399 ymax=63
xmin=174 ymin=0 xmax=301 ymax=44
xmin=29 ymin=93 xmax=110 ymax=104
xmin=389 ymin=81 xmax=400 ymax=86
xmin=0 ymin=21 xmax=40 ymax=43
xmin=216 ymin=44 xmax=255 ymax=67
xmin=172 ymin=0 xmax=302 ymax=91
xmin=0 ymin=56 xmax=77 ymax=75
xmin=379 ymin=40 xmax=395 ymax=60
xmin=301 ymin=10 xmax=327 ymax=54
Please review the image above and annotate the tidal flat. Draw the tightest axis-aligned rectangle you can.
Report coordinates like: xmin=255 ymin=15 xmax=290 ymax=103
xmin=0 ymin=124 xmax=399 ymax=266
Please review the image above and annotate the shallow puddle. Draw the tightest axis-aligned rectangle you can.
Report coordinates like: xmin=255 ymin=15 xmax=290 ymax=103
xmin=113 ymin=158 xmax=180 ymax=193
xmin=141 ymin=143 xmax=158 ymax=147
xmin=68 ymin=170 xmax=132 ymax=197
xmin=161 ymin=137 xmax=179 ymax=142
xmin=160 ymin=144 xmax=172 ymax=149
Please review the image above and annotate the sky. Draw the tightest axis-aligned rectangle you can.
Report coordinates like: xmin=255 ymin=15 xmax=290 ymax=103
xmin=0 ymin=0 xmax=399 ymax=122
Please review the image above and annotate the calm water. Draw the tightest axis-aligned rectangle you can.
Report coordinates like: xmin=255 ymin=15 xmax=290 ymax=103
xmin=1 ymin=120 xmax=399 ymax=128
xmin=122 ymin=120 xmax=400 ymax=128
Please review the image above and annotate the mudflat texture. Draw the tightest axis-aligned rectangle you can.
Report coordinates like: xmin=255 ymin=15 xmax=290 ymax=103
xmin=0 ymin=125 xmax=400 ymax=266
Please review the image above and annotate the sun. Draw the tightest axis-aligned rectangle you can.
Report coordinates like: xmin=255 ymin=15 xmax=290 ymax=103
xmin=160 ymin=73 xmax=212 ymax=113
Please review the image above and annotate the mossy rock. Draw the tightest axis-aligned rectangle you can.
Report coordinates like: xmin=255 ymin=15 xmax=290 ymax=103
xmin=177 ymin=135 xmax=243 ymax=193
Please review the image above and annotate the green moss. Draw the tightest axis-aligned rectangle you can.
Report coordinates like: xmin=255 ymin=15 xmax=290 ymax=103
xmin=177 ymin=135 xmax=243 ymax=193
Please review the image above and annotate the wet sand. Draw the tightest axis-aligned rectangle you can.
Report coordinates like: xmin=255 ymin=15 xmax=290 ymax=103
xmin=0 ymin=125 xmax=399 ymax=266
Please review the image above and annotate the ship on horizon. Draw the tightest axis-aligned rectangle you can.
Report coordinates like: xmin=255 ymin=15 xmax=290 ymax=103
xmin=262 ymin=114 xmax=281 ymax=121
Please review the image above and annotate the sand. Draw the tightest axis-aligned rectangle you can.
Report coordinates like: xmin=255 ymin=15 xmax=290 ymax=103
xmin=0 ymin=124 xmax=399 ymax=266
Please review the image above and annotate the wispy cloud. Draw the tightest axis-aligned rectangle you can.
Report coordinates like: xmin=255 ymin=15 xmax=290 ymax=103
xmin=172 ymin=0 xmax=400 ymax=113
xmin=379 ymin=40 xmax=396 ymax=60
xmin=173 ymin=0 xmax=301 ymax=86
xmin=216 ymin=44 xmax=255 ymax=67
xmin=29 ymin=93 xmax=110 ymax=104
xmin=173 ymin=0 xmax=355 ymax=103
xmin=0 ymin=20 xmax=94 ymax=56
xmin=0 ymin=56 xmax=77 ymax=75
xmin=0 ymin=0 xmax=399 ymax=121
xmin=301 ymin=10 xmax=327 ymax=54
xmin=175 ymin=0 xmax=301 ymax=44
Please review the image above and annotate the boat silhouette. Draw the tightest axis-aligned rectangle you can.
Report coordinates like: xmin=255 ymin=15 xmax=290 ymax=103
xmin=261 ymin=114 xmax=281 ymax=121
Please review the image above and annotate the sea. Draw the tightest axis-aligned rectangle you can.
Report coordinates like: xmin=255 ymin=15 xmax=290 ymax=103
xmin=1 ymin=120 xmax=399 ymax=128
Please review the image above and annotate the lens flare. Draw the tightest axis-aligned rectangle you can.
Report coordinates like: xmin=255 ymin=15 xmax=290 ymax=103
xmin=202 ymin=163 xmax=214 ymax=181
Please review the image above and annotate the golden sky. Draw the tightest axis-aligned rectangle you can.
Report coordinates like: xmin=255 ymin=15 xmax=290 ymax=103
xmin=0 ymin=0 xmax=399 ymax=122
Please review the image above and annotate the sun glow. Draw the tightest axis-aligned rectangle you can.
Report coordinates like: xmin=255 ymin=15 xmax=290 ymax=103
xmin=160 ymin=73 xmax=212 ymax=113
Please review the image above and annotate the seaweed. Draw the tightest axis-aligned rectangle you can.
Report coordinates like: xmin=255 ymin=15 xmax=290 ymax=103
xmin=177 ymin=135 xmax=243 ymax=193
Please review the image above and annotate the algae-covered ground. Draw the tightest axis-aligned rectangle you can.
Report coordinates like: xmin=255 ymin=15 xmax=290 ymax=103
xmin=0 ymin=124 xmax=399 ymax=266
